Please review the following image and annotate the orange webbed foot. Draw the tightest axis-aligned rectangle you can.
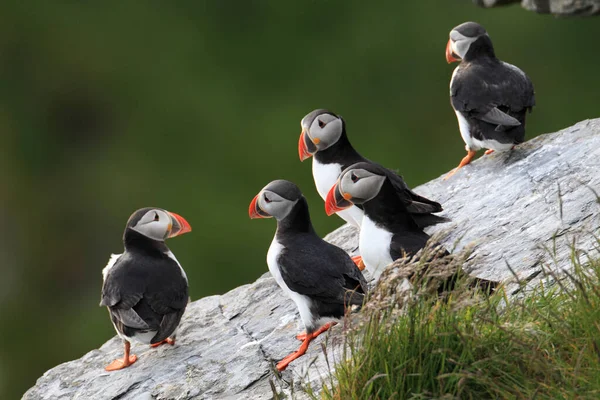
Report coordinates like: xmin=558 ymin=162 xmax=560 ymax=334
xmin=150 ymin=337 xmax=175 ymax=348
xmin=312 ymin=322 xmax=335 ymax=338
xmin=351 ymin=255 xmax=365 ymax=271
xmin=443 ymin=150 xmax=477 ymax=181
xmin=295 ymin=322 xmax=336 ymax=341
xmin=105 ymin=355 xmax=137 ymax=371
xmin=277 ymin=332 xmax=314 ymax=371
xmin=276 ymin=352 xmax=301 ymax=371
xmin=485 ymin=149 xmax=494 ymax=155
xmin=106 ymin=340 xmax=137 ymax=372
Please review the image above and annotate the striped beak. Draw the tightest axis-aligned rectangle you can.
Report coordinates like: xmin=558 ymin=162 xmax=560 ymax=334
xmin=325 ymin=183 xmax=353 ymax=216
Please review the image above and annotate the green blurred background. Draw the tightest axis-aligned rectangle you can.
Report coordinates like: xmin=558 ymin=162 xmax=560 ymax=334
xmin=1 ymin=1 xmax=598 ymax=397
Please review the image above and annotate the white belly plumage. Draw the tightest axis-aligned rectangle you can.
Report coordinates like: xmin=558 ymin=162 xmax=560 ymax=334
xmin=123 ymin=330 xmax=157 ymax=344
xmin=359 ymin=216 xmax=394 ymax=281
xmin=455 ymin=110 xmax=514 ymax=152
xmin=267 ymin=238 xmax=315 ymax=329
xmin=312 ymin=159 xmax=363 ymax=228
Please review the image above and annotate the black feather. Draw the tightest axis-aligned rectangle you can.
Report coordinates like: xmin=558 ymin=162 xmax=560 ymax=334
xmin=100 ymin=230 xmax=188 ymax=344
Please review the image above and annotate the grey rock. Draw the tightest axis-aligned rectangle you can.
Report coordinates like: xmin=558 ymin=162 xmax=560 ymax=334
xmin=23 ymin=118 xmax=600 ymax=399
xmin=420 ymin=118 xmax=600 ymax=290
xmin=474 ymin=0 xmax=600 ymax=16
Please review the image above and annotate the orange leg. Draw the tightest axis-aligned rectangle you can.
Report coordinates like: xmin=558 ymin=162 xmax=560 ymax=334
xmin=443 ymin=150 xmax=477 ymax=180
xmin=105 ymin=340 xmax=137 ymax=371
xmin=277 ymin=332 xmax=314 ymax=371
xmin=295 ymin=322 xmax=336 ymax=341
xmin=351 ymin=255 xmax=365 ymax=271
xmin=150 ymin=337 xmax=175 ymax=348
xmin=484 ymin=149 xmax=494 ymax=155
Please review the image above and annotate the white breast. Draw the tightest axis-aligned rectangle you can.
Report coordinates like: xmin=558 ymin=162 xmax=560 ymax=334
xmin=359 ymin=216 xmax=394 ymax=281
xmin=267 ymin=238 xmax=315 ymax=329
xmin=312 ymin=159 xmax=343 ymax=199
xmin=312 ymin=159 xmax=363 ymax=227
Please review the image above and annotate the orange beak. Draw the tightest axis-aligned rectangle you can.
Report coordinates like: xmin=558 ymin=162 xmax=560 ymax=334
xmin=167 ymin=212 xmax=192 ymax=238
xmin=298 ymin=129 xmax=315 ymax=161
xmin=446 ymin=39 xmax=458 ymax=63
xmin=249 ymin=194 xmax=270 ymax=219
xmin=325 ymin=183 xmax=353 ymax=216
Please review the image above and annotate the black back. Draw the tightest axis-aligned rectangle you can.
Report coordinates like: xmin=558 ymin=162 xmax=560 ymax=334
xmin=451 ymin=52 xmax=535 ymax=145
xmin=100 ymin=229 xmax=188 ymax=344
xmin=275 ymin=197 xmax=367 ymax=330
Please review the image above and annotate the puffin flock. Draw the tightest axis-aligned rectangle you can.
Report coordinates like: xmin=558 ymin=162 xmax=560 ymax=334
xmin=101 ymin=22 xmax=535 ymax=372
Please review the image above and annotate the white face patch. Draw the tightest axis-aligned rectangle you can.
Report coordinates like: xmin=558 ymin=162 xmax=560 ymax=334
xmin=131 ymin=209 xmax=171 ymax=241
xmin=307 ymin=114 xmax=343 ymax=152
xmin=258 ymin=190 xmax=297 ymax=220
xmin=339 ymin=168 xmax=385 ymax=204
xmin=450 ymin=30 xmax=480 ymax=60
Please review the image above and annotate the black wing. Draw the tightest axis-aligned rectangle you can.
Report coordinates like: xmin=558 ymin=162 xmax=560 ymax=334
xmin=382 ymin=168 xmax=449 ymax=228
xmin=277 ymin=237 xmax=367 ymax=307
xmin=100 ymin=252 xmax=188 ymax=343
xmin=340 ymin=157 xmax=444 ymax=221
xmin=389 ymin=231 xmax=432 ymax=262
xmin=358 ymin=159 xmax=443 ymax=215
xmin=384 ymin=170 xmax=443 ymax=214
xmin=451 ymin=62 xmax=535 ymax=125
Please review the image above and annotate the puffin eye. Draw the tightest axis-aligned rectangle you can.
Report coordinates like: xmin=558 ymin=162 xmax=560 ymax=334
xmin=318 ymin=119 xmax=326 ymax=128
xmin=153 ymin=212 xmax=159 ymax=221
xmin=351 ymin=173 xmax=359 ymax=183
xmin=264 ymin=194 xmax=272 ymax=203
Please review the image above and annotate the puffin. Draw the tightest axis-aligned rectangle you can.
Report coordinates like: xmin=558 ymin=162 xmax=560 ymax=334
xmin=249 ymin=180 xmax=367 ymax=371
xmin=445 ymin=21 xmax=535 ymax=179
xmin=325 ymin=163 xmax=432 ymax=280
xmin=298 ymin=109 xmax=446 ymax=229
xmin=100 ymin=207 xmax=192 ymax=371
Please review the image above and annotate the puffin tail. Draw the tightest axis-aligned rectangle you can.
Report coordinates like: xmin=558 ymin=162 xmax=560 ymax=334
xmin=412 ymin=213 xmax=450 ymax=229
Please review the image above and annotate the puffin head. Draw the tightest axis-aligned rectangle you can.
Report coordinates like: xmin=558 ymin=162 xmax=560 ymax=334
xmin=126 ymin=208 xmax=192 ymax=241
xmin=446 ymin=22 xmax=493 ymax=63
xmin=298 ymin=109 xmax=344 ymax=161
xmin=249 ymin=180 xmax=302 ymax=221
xmin=325 ymin=162 xmax=386 ymax=216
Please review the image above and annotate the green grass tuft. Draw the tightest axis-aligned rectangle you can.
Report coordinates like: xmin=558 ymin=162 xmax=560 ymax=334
xmin=320 ymin=250 xmax=600 ymax=399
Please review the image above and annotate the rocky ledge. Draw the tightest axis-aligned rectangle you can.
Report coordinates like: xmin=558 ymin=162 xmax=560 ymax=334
xmin=24 ymin=118 xmax=600 ymax=399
